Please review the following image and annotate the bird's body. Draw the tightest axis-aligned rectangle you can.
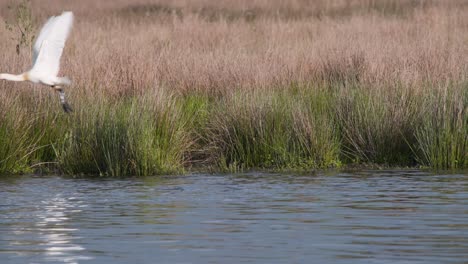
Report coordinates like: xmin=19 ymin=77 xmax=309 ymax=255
xmin=0 ymin=11 xmax=74 ymax=113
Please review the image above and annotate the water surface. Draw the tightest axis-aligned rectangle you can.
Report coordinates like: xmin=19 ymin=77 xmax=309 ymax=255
xmin=1 ymin=170 xmax=467 ymax=263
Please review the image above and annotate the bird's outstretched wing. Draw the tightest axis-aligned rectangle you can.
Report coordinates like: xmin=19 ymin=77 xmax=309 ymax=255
xmin=30 ymin=12 xmax=73 ymax=77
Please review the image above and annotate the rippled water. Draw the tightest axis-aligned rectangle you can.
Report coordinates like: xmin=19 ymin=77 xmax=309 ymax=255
xmin=0 ymin=170 xmax=467 ymax=264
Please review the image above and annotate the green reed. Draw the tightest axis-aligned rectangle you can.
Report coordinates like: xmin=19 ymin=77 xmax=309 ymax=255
xmin=0 ymin=82 xmax=465 ymax=176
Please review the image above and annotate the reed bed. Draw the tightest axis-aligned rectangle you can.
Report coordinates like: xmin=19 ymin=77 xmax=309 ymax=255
xmin=0 ymin=0 xmax=466 ymax=175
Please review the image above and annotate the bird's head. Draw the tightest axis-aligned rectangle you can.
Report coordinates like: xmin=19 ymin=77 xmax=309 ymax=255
xmin=0 ymin=73 xmax=10 ymax=81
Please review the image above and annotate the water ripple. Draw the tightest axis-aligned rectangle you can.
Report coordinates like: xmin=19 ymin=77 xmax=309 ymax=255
xmin=0 ymin=172 xmax=467 ymax=263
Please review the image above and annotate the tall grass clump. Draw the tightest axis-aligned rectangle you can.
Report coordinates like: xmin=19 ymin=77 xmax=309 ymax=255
xmin=55 ymin=90 xmax=195 ymax=176
xmin=0 ymin=102 xmax=34 ymax=174
xmin=0 ymin=89 xmax=74 ymax=174
xmin=24 ymin=94 xmax=70 ymax=166
xmin=337 ymin=83 xmax=419 ymax=166
xmin=206 ymin=87 xmax=341 ymax=171
xmin=414 ymin=82 xmax=468 ymax=169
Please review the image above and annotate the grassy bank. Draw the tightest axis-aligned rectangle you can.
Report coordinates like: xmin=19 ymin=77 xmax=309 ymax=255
xmin=0 ymin=81 xmax=466 ymax=176
xmin=0 ymin=0 xmax=467 ymax=176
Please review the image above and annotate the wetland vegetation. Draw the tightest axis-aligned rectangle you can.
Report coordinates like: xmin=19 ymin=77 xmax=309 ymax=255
xmin=0 ymin=0 xmax=466 ymax=176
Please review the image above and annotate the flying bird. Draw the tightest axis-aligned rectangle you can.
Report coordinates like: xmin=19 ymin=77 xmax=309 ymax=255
xmin=0 ymin=11 xmax=74 ymax=113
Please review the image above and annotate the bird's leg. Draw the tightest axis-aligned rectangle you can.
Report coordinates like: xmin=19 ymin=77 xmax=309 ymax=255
xmin=52 ymin=86 xmax=73 ymax=113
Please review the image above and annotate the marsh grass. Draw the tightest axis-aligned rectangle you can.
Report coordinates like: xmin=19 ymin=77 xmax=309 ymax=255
xmin=0 ymin=0 xmax=466 ymax=175
xmin=0 ymin=82 xmax=466 ymax=175
xmin=207 ymin=87 xmax=341 ymax=171
xmin=55 ymin=90 xmax=195 ymax=176
xmin=337 ymin=83 xmax=420 ymax=165
xmin=414 ymin=82 xmax=468 ymax=169
xmin=0 ymin=105 xmax=35 ymax=174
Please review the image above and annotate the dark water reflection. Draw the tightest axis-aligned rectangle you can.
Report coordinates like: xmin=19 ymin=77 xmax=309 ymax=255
xmin=0 ymin=170 xmax=467 ymax=263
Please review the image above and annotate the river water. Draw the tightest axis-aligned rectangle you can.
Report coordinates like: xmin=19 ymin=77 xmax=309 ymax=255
xmin=0 ymin=170 xmax=467 ymax=264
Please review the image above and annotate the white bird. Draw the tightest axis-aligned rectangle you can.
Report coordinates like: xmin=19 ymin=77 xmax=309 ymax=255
xmin=0 ymin=11 xmax=74 ymax=113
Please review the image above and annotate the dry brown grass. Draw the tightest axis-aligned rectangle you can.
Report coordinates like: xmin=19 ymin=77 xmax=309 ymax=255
xmin=1 ymin=0 xmax=467 ymax=96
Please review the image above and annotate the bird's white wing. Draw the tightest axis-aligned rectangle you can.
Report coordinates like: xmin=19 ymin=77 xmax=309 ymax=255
xmin=30 ymin=12 xmax=73 ymax=77
xmin=32 ymin=15 xmax=58 ymax=65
